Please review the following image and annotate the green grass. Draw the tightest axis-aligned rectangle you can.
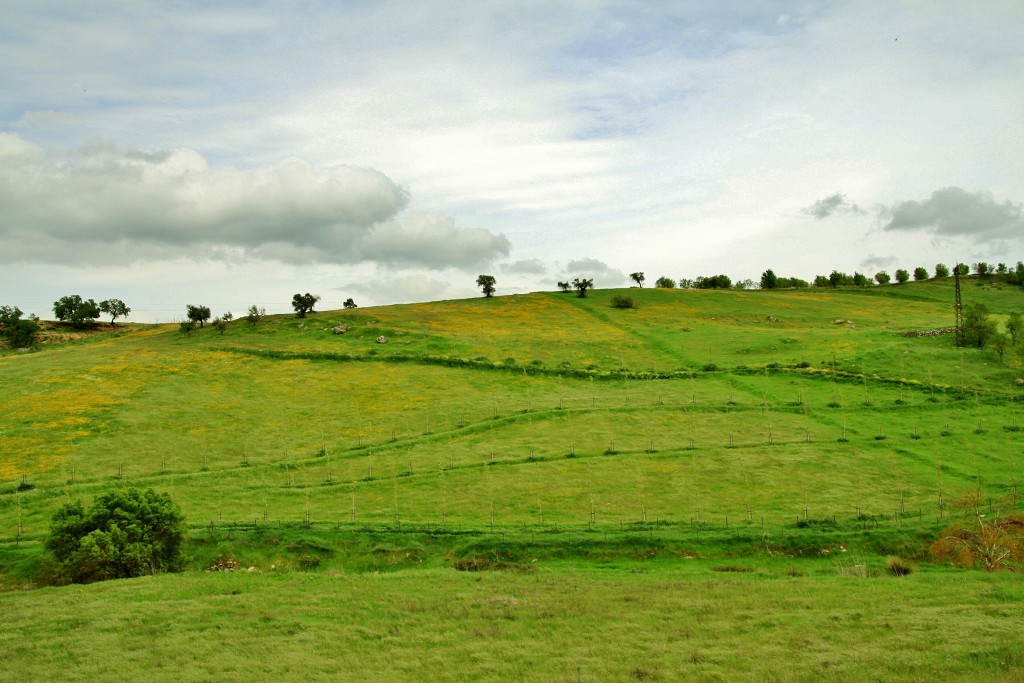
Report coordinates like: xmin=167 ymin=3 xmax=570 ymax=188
xmin=1 ymin=279 xmax=1023 ymax=680
xmin=1 ymin=564 xmax=1023 ymax=682
xmin=2 ymin=280 xmax=1021 ymax=538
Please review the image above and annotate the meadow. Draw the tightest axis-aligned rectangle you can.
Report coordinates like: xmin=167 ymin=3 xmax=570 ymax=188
xmin=1 ymin=279 xmax=1022 ymax=681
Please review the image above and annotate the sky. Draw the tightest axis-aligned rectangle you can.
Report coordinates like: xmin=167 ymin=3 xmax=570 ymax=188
xmin=1 ymin=1 xmax=1022 ymax=322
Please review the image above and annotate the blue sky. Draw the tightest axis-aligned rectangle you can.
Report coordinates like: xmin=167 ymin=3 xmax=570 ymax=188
xmin=1 ymin=1 xmax=1022 ymax=321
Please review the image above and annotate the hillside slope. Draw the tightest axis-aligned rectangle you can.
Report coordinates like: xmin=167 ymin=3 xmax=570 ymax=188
xmin=2 ymin=281 xmax=1020 ymax=537
xmin=2 ymin=281 xmax=1023 ymax=681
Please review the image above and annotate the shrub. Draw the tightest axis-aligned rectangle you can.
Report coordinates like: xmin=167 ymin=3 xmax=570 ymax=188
xmin=46 ymin=487 xmax=186 ymax=584
xmin=0 ymin=306 xmax=39 ymax=348
xmin=610 ymin=295 xmax=635 ymax=309
xmin=931 ymin=492 xmax=1024 ymax=572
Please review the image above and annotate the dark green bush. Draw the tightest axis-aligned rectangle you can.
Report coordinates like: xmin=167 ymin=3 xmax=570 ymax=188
xmin=46 ymin=487 xmax=185 ymax=584
xmin=610 ymin=295 xmax=635 ymax=309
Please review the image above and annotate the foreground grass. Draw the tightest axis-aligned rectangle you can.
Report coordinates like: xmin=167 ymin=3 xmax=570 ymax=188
xmin=0 ymin=563 xmax=1022 ymax=682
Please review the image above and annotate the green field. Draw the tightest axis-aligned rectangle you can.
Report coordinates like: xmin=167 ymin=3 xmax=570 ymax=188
xmin=2 ymin=280 xmax=1023 ymax=681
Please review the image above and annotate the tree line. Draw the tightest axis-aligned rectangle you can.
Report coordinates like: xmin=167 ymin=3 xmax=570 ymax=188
xmin=619 ymin=261 xmax=1024 ymax=291
xmin=0 ymin=296 xmax=130 ymax=349
xmin=0 ymin=291 xmax=364 ymax=347
xmin=178 ymin=293 xmax=357 ymax=334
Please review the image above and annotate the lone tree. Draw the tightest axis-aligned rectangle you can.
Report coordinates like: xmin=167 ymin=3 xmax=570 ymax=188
xmin=913 ymin=266 xmax=929 ymax=281
xmin=654 ymin=276 xmax=676 ymax=289
xmin=98 ymin=299 xmax=130 ymax=326
xmin=572 ymin=277 xmax=594 ymax=298
xmin=247 ymin=305 xmax=265 ymax=326
xmin=186 ymin=304 xmax=211 ymax=328
xmin=291 ymin=293 xmax=320 ymax=318
xmin=962 ymin=303 xmax=997 ymax=347
xmin=894 ymin=268 xmax=909 ymax=284
xmin=46 ymin=487 xmax=186 ymax=584
xmin=0 ymin=305 xmax=39 ymax=348
xmin=557 ymin=281 xmax=571 ymax=292
xmin=1006 ymin=311 xmax=1022 ymax=347
xmin=343 ymin=298 xmax=358 ymax=309
xmin=629 ymin=272 xmax=645 ymax=288
xmin=476 ymin=274 xmax=496 ymax=298
xmin=935 ymin=263 xmax=950 ymax=278
xmin=53 ymin=295 xmax=101 ymax=328
xmin=875 ymin=271 xmax=891 ymax=285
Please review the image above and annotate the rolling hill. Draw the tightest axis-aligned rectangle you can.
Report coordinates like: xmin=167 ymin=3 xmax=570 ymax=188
xmin=1 ymin=279 xmax=1023 ymax=681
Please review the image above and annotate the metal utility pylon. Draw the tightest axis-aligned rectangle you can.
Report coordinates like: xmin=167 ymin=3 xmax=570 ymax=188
xmin=954 ymin=266 xmax=964 ymax=347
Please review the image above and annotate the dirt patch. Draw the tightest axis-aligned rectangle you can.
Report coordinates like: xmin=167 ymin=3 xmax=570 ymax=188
xmin=451 ymin=555 xmax=535 ymax=573
xmin=31 ymin=321 xmax=138 ymax=345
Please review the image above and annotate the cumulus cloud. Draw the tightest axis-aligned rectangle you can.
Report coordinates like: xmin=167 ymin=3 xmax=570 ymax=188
xmin=361 ymin=212 xmax=510 ymax=269
xmin=343 ymin=273 xmax=474 ymax=306
xmin=0 ymin=134 xmax=510 ymax=269
xmin=802 ymin=193 xmax=864 ymax=219
xmin=501 ymin=259 xmax=547 ymax=275
xmin=565 ymin=257 xmax=626 ymax=287
xmin=882 ymin=187 xmax=1024 ymax=240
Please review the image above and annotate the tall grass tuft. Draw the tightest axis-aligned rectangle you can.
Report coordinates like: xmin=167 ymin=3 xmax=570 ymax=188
xmin=886 ymin=555 xmax=914 ymax=577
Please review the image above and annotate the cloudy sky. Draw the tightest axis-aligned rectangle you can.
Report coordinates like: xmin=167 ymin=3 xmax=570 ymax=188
xmin=2 ymin=1 xmax=1022 ymax=321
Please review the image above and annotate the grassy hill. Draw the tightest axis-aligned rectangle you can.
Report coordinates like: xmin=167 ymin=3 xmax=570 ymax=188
xmin=2 ymin=280 xmax=1023 ymax=681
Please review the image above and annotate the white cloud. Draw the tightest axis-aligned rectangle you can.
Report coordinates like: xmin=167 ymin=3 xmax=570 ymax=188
xmin=361 ymin=212 xmax=510 ymax=270
xmin=501 ymin=259 xmax=548 ymax=275
xmin=564 ymin=257 xmax=626 ymax=287
xmin=344 ymin=272 xmax=476 ymax=307
xmin=0 ymin=135 xmax=508 ymax=269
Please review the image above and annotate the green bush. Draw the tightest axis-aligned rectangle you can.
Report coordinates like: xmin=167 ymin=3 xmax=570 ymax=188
xmin=610 ymin=295 xmax=635 ymax=309
xmin=46 ymin=487 xmax=186 ymax=584
xmin=0 ymin=305 xmax=39 ymax=348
